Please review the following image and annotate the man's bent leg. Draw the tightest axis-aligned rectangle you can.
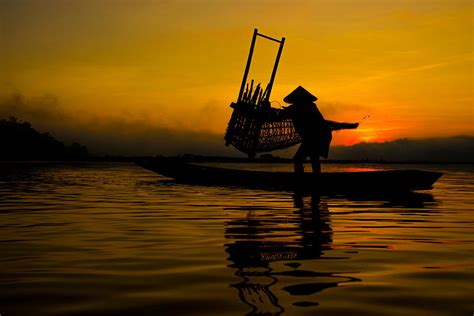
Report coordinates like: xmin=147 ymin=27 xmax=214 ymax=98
xmin=293 ymin=144 xmax=307 ymax=174
xmin=309 ymin=152 xmax=321 ymax=174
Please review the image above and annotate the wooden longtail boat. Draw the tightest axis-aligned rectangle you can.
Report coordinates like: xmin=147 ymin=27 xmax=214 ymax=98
xmin=136 ymin=158 xmax=442 ymax=193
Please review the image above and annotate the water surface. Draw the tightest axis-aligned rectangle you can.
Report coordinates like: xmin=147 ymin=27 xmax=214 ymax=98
xmin=0 ymin=162 xmax=473 ymax=315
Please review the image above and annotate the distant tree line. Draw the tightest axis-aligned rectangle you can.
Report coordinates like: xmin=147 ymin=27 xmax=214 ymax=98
xmin=0 ymin=117 xmax=88 ymax=160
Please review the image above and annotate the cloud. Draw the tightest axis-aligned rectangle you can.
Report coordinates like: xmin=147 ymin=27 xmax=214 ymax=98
xmin=330 ymin=136 xmax=474 ymax=162
xmin=348 ymin=54 xmax=474 ymax=86
xmin=0 ymin=93 xmax=67 ymax=123
xmin=0 ymin=93 xmax=239 ymax=156
xmin=1 ymin=93 xmax=473 ymax=161
xmin=317 ymin=101 xmax=370 ymax=117
xmin=72 ymin=121 xmax=237 ymax=156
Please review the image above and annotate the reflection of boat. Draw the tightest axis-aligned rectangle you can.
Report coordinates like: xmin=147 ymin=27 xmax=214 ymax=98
xmin=225 ymin=194 xmax=359 ymax=315
xmin=136 ymin=158 xmax=442 ymax=192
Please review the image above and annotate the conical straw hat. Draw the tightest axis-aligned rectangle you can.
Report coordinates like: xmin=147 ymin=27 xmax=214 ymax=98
xmin=283 ymin=86 xmax=318 ymax=103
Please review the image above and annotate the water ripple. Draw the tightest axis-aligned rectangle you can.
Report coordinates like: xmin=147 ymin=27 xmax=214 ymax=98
xmin=0 ymin=162 xmax=473 ymax=315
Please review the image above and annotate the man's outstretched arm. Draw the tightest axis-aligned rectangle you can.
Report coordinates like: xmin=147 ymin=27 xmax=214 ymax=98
xmin=326 ymin=120 xmax=359 ymax=131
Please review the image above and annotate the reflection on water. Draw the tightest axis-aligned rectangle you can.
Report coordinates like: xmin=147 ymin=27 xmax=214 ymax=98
xmin=226 ymin=194 xmax=342 ymax=315
xmin=0 ymin=162 xmax=473 ymax=316
xmin=224 ymin=192 xmax=440 ymax=315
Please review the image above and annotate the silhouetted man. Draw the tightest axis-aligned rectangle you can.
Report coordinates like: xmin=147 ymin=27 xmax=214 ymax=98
xmin=280 ymin=86 xmax=358 ymax=174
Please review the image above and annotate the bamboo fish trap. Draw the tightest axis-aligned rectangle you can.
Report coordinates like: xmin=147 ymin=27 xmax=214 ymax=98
xmin=225 ymin=29 xmax=301 ymax=157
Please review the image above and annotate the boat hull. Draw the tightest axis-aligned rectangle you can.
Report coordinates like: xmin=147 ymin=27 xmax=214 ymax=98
xmin=136 ymin=158 xmax=442 ymax=193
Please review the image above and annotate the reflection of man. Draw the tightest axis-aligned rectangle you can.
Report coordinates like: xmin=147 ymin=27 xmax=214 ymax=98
xmin=280 ymin=86 xmax=358 ymax=174
xmin=224 ymin=194 xmax=353 ymax=314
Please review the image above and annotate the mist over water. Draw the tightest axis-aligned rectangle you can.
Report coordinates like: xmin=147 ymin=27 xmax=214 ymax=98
xmin=0 ymin=93 xmax=237 ymax=156
xmin=0 ymin=162 xmax=473 ymax=315
xmin=1 ymin=93 xmax=473 ymax=160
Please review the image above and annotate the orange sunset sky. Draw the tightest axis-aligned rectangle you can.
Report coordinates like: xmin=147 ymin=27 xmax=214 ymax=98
xmin=1 ymin=0 xmax=473 ymax=150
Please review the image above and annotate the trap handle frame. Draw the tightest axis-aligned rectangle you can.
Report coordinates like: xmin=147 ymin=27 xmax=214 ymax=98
xmin=237 ymin=28 xmax=285 ymax=103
